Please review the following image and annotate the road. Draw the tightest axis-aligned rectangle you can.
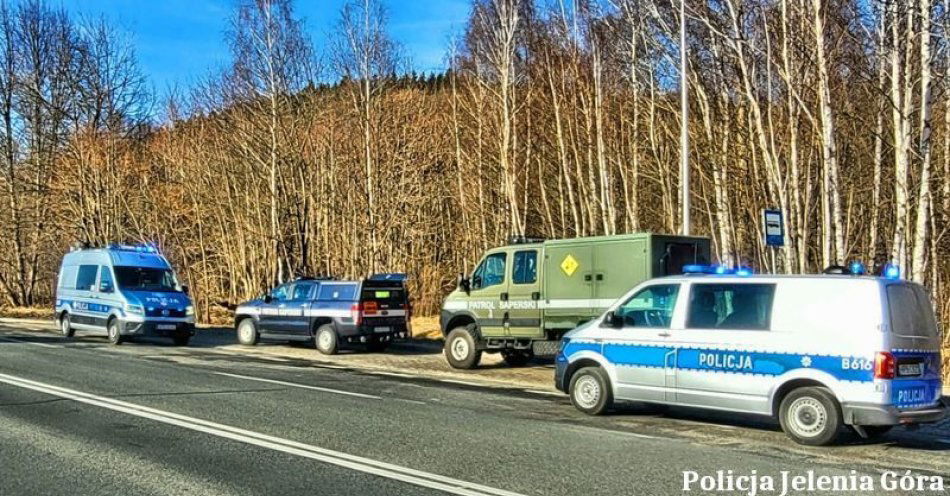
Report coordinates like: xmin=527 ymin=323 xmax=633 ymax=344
xmin=0 ymin=320 xmax=947 ymax=496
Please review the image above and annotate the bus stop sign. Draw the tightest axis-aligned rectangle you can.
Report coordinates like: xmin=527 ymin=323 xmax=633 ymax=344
xmin=763 ymin=209 xmax=784 ymax=247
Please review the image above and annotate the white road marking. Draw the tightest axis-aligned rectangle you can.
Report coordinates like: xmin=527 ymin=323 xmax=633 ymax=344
xmin=0 ymin=336 xmax=60 ymax=348
xmin=212 ymin=372 xmax=382 ymax=400
xmin=0 ymin=372 xmax=523 ymax=496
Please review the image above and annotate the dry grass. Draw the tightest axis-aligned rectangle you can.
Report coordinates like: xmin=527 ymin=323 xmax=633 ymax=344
xmin=410 ymin=315 xmax=442 ymax=340
xmin=0 ymin=306 xmax=52 ymax=320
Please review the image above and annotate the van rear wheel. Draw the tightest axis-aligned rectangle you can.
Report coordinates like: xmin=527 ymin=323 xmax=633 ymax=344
xmin=444 ymin=327 xmax=481 ymax=369
xmin=778 ymin=387 xmax=843 ymax=446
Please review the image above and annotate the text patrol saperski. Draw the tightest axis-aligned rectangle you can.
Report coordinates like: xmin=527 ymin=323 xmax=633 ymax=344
xmin=683 ymin=469 xmax=945 ymax=496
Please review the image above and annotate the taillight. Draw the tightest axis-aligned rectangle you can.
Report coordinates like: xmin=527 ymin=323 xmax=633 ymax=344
xmin=363 ymin=301 xmax=378 ymax=315
xmin=350 ymin=303 xmax=362 ymax=325
xmin=874 ymin=352 xmax=896 ymax=379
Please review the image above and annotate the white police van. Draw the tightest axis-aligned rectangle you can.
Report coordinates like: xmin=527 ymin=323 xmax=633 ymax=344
xmin=55 ymin=244 xmax=195 ymax=346
xmin=555 ymin=264 xmax=945 ymax=445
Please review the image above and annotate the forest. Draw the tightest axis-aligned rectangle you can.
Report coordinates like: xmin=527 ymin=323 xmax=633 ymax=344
xmin=0 ymin=0 xmax=947 ymax=330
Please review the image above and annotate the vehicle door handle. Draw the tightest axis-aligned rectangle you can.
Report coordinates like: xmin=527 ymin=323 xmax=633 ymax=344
xmin=531 ymin=292 xmax=540 ymax=300
xmin=584 ymin=274 xmax=592 ymax=282
xmin=658 ymin=332 xmax=671 ymax=337
xmin=500 ymin=292 xmax=509 ymax=301
xmin=595 ymin=274 xmax=604 ymax=281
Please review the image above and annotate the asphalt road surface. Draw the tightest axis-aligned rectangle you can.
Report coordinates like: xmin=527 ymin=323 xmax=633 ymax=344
xmin=0 ymin=321 xmax=947 ymax=496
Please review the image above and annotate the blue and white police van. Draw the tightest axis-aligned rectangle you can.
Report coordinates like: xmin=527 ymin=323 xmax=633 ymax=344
xmin=555 ymin=264 xmax=946 ymax=445
xmin=55 ymin=244 xmax=195 ymax=346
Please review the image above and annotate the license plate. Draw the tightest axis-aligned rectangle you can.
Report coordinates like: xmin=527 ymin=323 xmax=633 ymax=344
xmin=374 ymin=326 xmax=391 ymax=334
xmin=157 ymin=324 xmax=177 ymax=330
xmin=899 ymin=363 xmax=923 ymax=376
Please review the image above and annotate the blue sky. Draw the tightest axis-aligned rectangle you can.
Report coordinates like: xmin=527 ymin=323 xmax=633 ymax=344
xmin=54 ymin=0 xmax=471 ymax=91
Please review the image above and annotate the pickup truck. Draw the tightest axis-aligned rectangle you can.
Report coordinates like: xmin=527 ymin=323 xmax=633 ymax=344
xmin=234 ymin=274 xmax=411 ymax=354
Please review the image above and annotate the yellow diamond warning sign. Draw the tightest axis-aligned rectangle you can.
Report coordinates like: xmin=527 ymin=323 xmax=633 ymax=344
xmin=560 ymin=254 xmax=580 ymax=277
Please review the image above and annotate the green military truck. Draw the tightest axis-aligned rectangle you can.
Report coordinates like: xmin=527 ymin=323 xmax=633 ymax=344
xmin=440 ymin=233 xmax=711 ymax=369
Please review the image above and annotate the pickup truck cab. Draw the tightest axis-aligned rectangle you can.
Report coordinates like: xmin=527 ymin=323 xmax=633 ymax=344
xmin=556 ymin=266 xmax=945 ymax=445
xmin=234 ymin=274 xmax=411 ymax=354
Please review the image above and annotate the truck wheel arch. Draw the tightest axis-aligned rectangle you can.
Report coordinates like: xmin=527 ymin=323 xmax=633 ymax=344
xmin=443 ymin=314 xmax=477 ymax=337
xmin=310 ymin=317 xmax=334 ymax=335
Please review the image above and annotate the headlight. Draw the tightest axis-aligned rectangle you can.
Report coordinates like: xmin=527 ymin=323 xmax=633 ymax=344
xmin=558 ymin=337 xmax=571 ymax=353
xmin=125 ymin=304 xmax=144 ymax=316
xmin=185 ymin=305 xmax=195 ymax=316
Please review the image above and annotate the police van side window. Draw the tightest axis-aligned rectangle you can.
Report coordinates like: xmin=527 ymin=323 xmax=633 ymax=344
xmin=513 ymin=251 xmax=537 ymax=285
xmin=616 ymin=285 xmax=679 ymax=328
xmin=98 ymin=266 xmax=114 ymax=293
xmin=686 ymin=284 xmax=776 ymax=331
xmin=75 ymin=265 xmax=99 ymax=291
xmin=472 ymin=253 xmax=506 ymax=290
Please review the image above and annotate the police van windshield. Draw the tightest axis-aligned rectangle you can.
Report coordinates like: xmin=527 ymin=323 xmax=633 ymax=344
xmin=114 ymin=266 xmax=179 ymax=292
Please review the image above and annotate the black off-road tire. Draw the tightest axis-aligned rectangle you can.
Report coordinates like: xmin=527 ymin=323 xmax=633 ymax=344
xmin=569 ymin=366 xmax=612 ymax=415
xmin=236 ymin=318 xmax=259 ymax=346
xmin=107 ymin=319 xmax=124 ymax=345
xmin=444 ymin=327 xmax=481 ymax=369
xmin=778 ymin=387 xmax=843 ymax=446
xmin=315 ymin=324 xmax=339 ymax=355
xmin=60 ymin=313 xmax=75 ymax=338
xmin=501 ymin=349 xmax=533 ymax=367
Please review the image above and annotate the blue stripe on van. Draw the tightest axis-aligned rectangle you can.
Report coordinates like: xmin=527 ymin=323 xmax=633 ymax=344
xmin=58 ymin=299 xmax=114 ymax=314
xmin=565 ymin=341 xmax=877 ymax=383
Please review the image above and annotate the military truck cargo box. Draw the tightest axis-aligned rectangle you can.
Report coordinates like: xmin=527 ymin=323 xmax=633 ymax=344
xmin=440 ymin=233 xmax=711 ymax=369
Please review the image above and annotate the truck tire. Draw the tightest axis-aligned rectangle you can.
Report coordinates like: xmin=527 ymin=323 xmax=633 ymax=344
xmin=778 ymin=387 xmax=843 ymax=446
xmin=315 ymin=324 xmax=339 ymax=355
xmin=236 ymin=318 xmax=259 ymax=346
xmin=501 ymin=349 xmax=533 ymax=367
xmin=60 ymin=313 xmax=75 ymax=338
xmin=444 ymin=327 xmax=481 ymax=369
xmin=569 ymin=366 xmax=612 ymax=415
xmin=107 ymin=319 xmax=124 ymax=345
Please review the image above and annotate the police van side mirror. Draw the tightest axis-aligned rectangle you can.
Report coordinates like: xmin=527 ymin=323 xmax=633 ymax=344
xmin=263 ymin=294 xmax=273 ymax=304
xmin=457 ymin=275 xmax=471 ymax=294
xmin=180 ymin=284 xmax=189 ymax=295
xmin=99 ymin=283 xmax=113 ymax=293
xmin=602 ymin=311 xmax=624 ymax=329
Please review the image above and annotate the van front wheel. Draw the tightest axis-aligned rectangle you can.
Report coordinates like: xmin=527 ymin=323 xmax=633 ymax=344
xmin=569 ymin=366 xmax=612 ymax=415
xmin=107 ymin=320 xmax=124 ymax=345
xmin=779 ymin=387 xmax=843 ymax=446
xmin=60 ymin=314 xmax=75 ymax=338
xmin=444 ymin=327 xmax=481 ymax=369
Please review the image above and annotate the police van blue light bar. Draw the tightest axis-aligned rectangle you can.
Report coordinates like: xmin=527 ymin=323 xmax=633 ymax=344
xmin=683 ymin=264 xmax=754 ymax=276
xmin=883 ymin=264 xmax=900 ymax=280
xmin=849 ymin=261 xmax=866 ymax=276
xmin=108 ymin=243 xmax=159 ymax=254
xmin=734 ymin=267 xmax=754 ymax=277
